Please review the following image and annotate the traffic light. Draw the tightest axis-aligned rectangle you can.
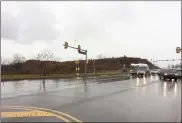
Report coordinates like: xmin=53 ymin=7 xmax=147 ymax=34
xmin=176 ymin=47 xmax=181 ymax=53
xmin=64 ymin=42 xmax=68 ymax=49
xmin=78 ymin=45 xmax=81 ymax=52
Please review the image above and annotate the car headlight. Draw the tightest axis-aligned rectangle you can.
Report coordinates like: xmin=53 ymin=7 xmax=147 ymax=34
xmin=164 ymin=74 xmax=167 ymax=75
xmin=175 ymin=73 xmax=178 ymax=75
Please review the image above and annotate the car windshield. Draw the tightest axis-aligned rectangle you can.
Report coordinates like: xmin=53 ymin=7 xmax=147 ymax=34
xmin=152 ymin=69 xmax=158 ymax=71
xmin=163 ymin=69 xmax=173 ymax=73
xmin=176 ymin=70 xmax=181 ymax=74
xmin=138 ymin=67 xmax=146 ymax=71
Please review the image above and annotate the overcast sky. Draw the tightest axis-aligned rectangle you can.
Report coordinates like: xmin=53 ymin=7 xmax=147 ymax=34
xmin=1 ymin=1 xmax=181 ymax=67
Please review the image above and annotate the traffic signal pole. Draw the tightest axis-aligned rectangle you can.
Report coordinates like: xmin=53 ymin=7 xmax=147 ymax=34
xmin=64 ymin=42 xmax=88 ymax=77
xmin=93 ymin=60 xmax=95 ymax=74
xmin=85 ymin=51 xmax=88 ymax=77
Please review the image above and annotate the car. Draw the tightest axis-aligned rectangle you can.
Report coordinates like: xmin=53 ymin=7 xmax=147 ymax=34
xmin=175 ymin=69 xmax=182 ymax=79
xmin=137 ymin=67 xmax=150 ymax=77
xmin=129 ymin=69 xmax=137 ymax=75
xmin=150 ymin=69 xmax=159 ymax=75
xmin=159 ymin=69 xmax=178 ymax=81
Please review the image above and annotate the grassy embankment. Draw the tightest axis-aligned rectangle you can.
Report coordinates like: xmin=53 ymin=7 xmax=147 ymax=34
xmin=1 ymin=69 xmax=129 ymax=82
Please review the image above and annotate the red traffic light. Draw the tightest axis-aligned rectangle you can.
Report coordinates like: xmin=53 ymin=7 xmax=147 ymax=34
xmin=78 ymin=45 xmax=81 ymax=51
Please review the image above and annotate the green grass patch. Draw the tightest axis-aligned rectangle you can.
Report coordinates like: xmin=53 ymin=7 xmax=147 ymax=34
xmin=1 ymin=70 xmax=129 ymax=81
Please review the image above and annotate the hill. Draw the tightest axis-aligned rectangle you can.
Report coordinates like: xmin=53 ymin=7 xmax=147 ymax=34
xmin=1 ymin=56 xmax=159 ymax=75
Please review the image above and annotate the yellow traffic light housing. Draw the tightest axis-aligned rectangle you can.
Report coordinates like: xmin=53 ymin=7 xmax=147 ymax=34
xmin=75 ymin=60 xmax=79 ymax=64
xmin=176 ymin=47 xmax=181 ymax=53
xmin=64 ymin=42 xmax=68 ymax=49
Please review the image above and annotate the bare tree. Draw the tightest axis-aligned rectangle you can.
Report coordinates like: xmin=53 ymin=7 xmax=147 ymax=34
xmin=52 ymin=57 xmax=62 ymax=73
xmin=12 ymin=54 xmax=26 ymax=64
xmin=35 ymin=49 xmax=55 ymax=76
xmin=97 ymin=54 xmax=104 ymax=59
xmin=52 ymin=57 xmax=62 ymax=62
xmin=1 ymin=57 xmax=10 ymax=65
xmin=11 ymin=54 xmax=26 ymax=71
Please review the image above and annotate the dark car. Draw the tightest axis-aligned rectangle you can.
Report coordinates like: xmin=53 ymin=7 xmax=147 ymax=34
xmin=175 ymin=69 xmax=182 ymax=79
xmin=159 ymin=69 xmax=178 ymax=81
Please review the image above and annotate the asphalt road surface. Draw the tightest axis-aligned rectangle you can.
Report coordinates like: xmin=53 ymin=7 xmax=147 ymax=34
xmin=1 ymin=75 xmax=181 ymax=122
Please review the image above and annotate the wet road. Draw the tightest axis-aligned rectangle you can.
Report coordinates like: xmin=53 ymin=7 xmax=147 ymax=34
xmin=1 ymin=75 xmax=181 ymax=122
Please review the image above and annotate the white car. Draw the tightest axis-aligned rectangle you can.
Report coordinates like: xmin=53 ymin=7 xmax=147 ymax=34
xmin=150 ymin=69 xmax=159 ymax=75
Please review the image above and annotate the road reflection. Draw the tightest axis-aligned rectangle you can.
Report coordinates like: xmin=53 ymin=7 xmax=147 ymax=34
xmin=143 ymin=77 xmax=146 ymax=84
xmin=163 ymin=81 xmax=167 ymax=98
xmin=160 ymin=80 xmax=181 ymax=98
xmin=142 ymin=77 xmax=146 ymax=93
xmin=130 ymin=76 xmax=133 ymax=80
xmin=136 ymin=78 xmax=140 ymax=86
xmin=42 ymin=79 xmax=46 ymax=92
xmin=2 ymin=81 xmax=5 ymax=86
xmin=53 ymin=79 xmax=60 ymax=88
xmin=155 ymin=76 xmax=158 ymax=81
xmin=150 ymin=75 xmax=158 ymax=81
xmin=150 ymin=76 xmax=153 ymax=81
xmin=84 ymin=80 xmax=87 ymax=92
xmin=174 ymin=82 xmax=177 ymax=97
xmin=155 ymin=81 xmax=158 ymax=93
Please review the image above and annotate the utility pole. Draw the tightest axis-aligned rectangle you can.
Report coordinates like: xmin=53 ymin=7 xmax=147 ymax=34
xmin=93 ymin=60 xmax=95 ymax=74
xmin=75 ymin=60 xmax=79 ymax=76
xmin=84 ymin=50 xmax=88 ymax=76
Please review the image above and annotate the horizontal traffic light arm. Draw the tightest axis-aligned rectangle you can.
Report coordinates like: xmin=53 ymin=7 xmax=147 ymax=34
xmin=79 ymin=50 xmax=87 ymax=55
xmin=63 ymin=44 xmax=87 ymax=52
xmin=153 ymin=59 xmax=181 ymax=62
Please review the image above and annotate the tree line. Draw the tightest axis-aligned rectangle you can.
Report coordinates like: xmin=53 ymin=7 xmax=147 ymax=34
xmin=1 ymin=49 xmax=61 ymax=76
xmin=1 ymin=50 xmax=111 ymax=76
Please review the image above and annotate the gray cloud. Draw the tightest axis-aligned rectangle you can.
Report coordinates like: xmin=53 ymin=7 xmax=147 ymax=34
xmin=55 ymin=2 xmax=133 ymax=43
xmin=1 ymin=1 xmax=180 ymax=68
xmin=1 ymin=11 xmax=20 ymax=40
xmin=1 ymin=2 xmax=60 ymax=44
